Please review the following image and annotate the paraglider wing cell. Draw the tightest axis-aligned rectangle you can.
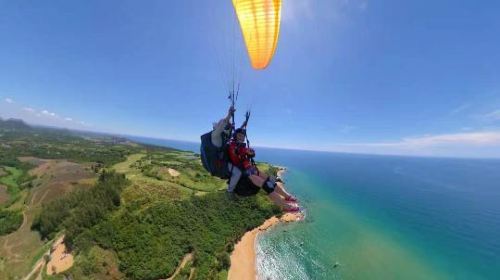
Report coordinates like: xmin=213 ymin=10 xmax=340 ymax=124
xmin=232 ymin=0 xmax=281 ymax=69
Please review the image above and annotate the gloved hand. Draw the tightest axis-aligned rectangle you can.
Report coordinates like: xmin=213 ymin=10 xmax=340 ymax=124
xmin=247 ymin=148 xmax=255 ymax=157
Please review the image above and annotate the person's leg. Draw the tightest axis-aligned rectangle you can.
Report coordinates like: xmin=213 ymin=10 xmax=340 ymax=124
xmin=256 ymin=170 xmax=269 ymax=180
xmin=248 ymin=174 xmax=266 ymax=187
xmin=268 ymin=192 xmax=300 ymax=211
xmin=253 ymin=169 xmax=281 ymax=192
xmin=227 ymin=163 xmax=241 ymax=192
xmin=243 ymin=167 xmax=267 ymax=188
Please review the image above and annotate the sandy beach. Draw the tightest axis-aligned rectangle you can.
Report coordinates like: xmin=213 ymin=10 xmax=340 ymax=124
xmin=228 ymin=212 xmax=302 ymax=280
xmin=227 ymin=166 xmax=300 ymax=280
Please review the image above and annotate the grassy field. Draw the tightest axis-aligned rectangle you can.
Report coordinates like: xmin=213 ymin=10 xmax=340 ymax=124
xmin=0 ymin=159 xmax=97 ymax=279
xmin=0 ymin=185 xmax=7 ymax=205
xmin=0 ymin=166 xmax=23 ymax=207
xmin=0 ymin=166 xmax=22 ymax=187
xmin=114 ymin=152 xmax=227 ymax=205
xmin=1 ymin=122 xmax=280 ymax=280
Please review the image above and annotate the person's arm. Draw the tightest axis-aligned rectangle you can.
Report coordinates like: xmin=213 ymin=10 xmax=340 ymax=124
xmin=240 ymin=110 xmax=250 ymax=129
xmin=224 ymin=105 xmax=235 ymax=124
xmin=213 ymin=106 xmax=235 ymax=134
xmin=247 ymin=148 xmax=255 ymax=158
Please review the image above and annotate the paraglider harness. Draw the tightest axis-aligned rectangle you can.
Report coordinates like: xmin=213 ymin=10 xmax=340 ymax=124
xmin=200 ymin=129 xmax=232 ymax=179
xmin=200 ymin=86 xmax=254 ymax=179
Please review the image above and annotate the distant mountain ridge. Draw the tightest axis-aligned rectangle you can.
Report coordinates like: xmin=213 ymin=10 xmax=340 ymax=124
xmin=0 ymin=118 xmax=31 ymax=130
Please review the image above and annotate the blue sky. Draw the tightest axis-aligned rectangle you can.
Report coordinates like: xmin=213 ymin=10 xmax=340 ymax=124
xmin=1 ymin=0 xmax=500 ymax=158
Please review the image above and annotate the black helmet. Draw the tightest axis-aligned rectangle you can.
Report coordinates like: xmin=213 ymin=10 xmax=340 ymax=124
xmin=234 ymin=128 xmax=246 ymax=136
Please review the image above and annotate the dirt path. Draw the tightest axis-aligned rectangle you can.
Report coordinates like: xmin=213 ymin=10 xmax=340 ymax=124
xmin=1 ymin=158 xmax=96 ymax=279
xmin=20 ymin=211 xmax=28 ymax=230
xmin=0 ymin=184 xmax=8 ymax=205
xmin=22 ymin=251 xmax=48 ymax=280
xmin=2 ymin=238 xmax=22 ymax=263
xmin=2 ymin=209 xmax=28 ymax=264
xmin=166 ymin=253 xmax=193 ymax=280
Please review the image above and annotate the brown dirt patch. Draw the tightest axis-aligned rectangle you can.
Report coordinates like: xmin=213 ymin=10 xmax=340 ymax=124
xmin=0 ymin=158 xmax=97 ymax=279
xmin=18 ymin=157 xmax=47 ymax=167
xmin=46 ymin=236 xmax=73 ymax=275
xmin=0 ymin=184 xmax=8 ymax=205
xmin=28 ymin=160 xmax=96 ymax=206
xmin=27 ymin=159 xmax=54 ymax=178
xmin=167 ymin=168 xmax=180 ymax=177
xmin=157 ymin=167 xmax=181 ymax=178
xmin=0 ymin=206 xmax=45 ymax=279
xmin=0 ymin=167 xmax=6 ymax=177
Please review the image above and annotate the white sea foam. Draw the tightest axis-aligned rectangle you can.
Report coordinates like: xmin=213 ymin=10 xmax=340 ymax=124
xmin=256 ymin=227 xmax=311 ymax=280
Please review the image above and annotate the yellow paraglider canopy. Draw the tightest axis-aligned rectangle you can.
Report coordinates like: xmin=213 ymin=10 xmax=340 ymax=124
xmin=232 ymin=0 xmax=281 ymax=70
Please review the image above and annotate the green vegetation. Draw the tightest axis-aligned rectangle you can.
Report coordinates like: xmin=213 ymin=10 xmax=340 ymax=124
xmin=0 ymin=165 xmax=33 ymax=237
xmin=133 ymin=151 xmax=226 ymax=192
xmin=0 ymin=166 xmax=23 ymax=187
xmin=0 ymin=209 xmax=23 ymax=235
xmin=36 ymin=175 xmax=278 ymax=280
xmin=32 ymin=171 xmax=128 ymax=245
xmin=29 ymin=239 xmax=53 ymax=269
xmin=76 ymin=192 xmax=278 ymax=280
xmin=1 ymin=119 xmax=282 ymax=280
xmin=64 ymin=246 xmax=124 ymax=280
xmin=0 ymin=166 xmax=34 ymax=207
xmin=256 ymin=162 xmax=280 ymax=177
xmin=174 ymin=258 xmax=194 ymax=280
xmin=0 ymin=118 xmax=142 ymax=168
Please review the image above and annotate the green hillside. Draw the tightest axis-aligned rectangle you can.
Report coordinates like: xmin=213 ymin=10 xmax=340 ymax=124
xmin=0 ymin=122 xmax=279 ymax=280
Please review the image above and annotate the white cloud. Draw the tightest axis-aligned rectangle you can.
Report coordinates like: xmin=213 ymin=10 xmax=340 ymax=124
xmin=450 ymin=103 xmax=470 ymax=115
xmin=482 ymin=109 xmax=500 ymax=121
xmin=79 ymin=121 xmax=93 ymax=127
xmin=0 ymin=98 xmax=89 ymax=129
xmin=400 ymin=132 xmax=500 ymax=146
xmin=41 ymin=110 xmax=57 ymax=117
xmin=10 ymin=102 xmax=92 ymax=129
xmin=323 ymin=131 xmax=500 ymax=158
xmin=345 ymin=131 xmax=500 ymax=149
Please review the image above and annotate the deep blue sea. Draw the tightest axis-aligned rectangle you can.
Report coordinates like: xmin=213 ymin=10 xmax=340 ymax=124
xmin=129 ymin=136 xmax=500 ymax=279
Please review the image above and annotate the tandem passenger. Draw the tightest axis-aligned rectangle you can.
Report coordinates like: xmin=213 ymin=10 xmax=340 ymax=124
xmin=228 ymin=128 xmax=299 ymax=212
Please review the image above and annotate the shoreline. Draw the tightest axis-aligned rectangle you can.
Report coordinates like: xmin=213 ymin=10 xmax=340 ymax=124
xmin=228 ymin=166 xmax=302 ymax=280
xmin=227 ymin=213 xmax=302 ymax=280
xmin=276 ymin=166 xmax=286 ymax=178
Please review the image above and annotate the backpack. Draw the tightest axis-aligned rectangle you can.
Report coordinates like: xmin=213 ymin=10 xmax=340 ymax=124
xmin=200 ymin=131 xmax=231 ymax=179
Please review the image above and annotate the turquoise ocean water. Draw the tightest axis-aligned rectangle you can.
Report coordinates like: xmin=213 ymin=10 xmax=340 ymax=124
xmin=130 ymin=136 xmax=500 ymax=280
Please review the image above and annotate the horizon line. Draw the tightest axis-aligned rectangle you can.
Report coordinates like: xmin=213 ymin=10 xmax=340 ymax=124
xmin=4 ymin=117 xmax=500 ymax=161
